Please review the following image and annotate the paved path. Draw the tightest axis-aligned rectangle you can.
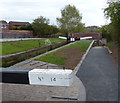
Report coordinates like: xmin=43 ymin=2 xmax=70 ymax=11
xmin=76 ymin=46 xmax=118 ymax=101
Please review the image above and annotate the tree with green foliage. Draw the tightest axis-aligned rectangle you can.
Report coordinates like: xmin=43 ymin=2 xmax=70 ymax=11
xmin=32 ymin=16 xmax=50 ymax=37
xmin=104 ymin=0 xmax=120 ymax=43
xmin=57 ymin=4 xmax=84 ymax=35
xmin=32 ymin=16 xmax=59 ymax=37
xmin=47 ymin=25 xmax=59 ymax=35
xmin=100 ymin=25 xmax=112 ymax=42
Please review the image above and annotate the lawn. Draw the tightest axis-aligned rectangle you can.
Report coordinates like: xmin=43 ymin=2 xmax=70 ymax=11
xmin=1 ymin=38 xmax=64 ymax=55
xmin=35 ymin=40 xmax=92 ymax=69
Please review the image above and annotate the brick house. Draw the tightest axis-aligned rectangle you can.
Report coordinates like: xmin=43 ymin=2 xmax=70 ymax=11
xmin=9 ymin=21 xmax=30 ymax=30
xmin=0 ymin=20 xmax=9 ymax=30
xmin=0 ymin=20 xmax=33 ymax=38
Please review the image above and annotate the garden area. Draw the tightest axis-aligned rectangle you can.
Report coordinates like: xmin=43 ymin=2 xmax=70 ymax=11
xmin=0 ymin=38 xmax=64 ymax=56
xmin=35 ymin=40 xmax=92 ymax=70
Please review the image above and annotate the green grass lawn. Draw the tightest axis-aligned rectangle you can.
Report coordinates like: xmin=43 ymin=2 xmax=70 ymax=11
xmin=35 ymin=40 xmax=92 ymax=67
xmin=36 ymin=52 xmax=67 ymax=66
xmin=61 ymin=40 xmax=91 ymax=52
xmin=1 ymin=38 xmax=64 ymax=55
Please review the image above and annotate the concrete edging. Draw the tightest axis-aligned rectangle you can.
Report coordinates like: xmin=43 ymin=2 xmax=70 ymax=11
xmin=104 ymin=46 xmax=112 ymax=54
xmin=73 ymin=40 xmax=95 ymax=74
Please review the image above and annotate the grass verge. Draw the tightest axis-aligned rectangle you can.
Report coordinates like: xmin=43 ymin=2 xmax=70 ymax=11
xmin=1 ymin=38 xmax=64 ymax=55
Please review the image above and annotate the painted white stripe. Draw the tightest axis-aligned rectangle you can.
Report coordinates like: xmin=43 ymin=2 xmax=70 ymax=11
xmin=28 ymin=69 xmax=73 ymax=86
xmin=59 ymin=36 xmax=67 ymax=39
xmin=80 ymin=37 xmax=92 ymax=40
xmin=70 ymin=38 xmax=75 ymax=41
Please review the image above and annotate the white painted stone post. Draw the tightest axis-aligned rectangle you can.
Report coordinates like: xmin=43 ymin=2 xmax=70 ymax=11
xmin=29 ymin=69 xmax=73 ymax=86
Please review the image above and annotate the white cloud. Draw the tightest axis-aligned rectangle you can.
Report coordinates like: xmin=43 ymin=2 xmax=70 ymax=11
xmin=0 ymin=0 xmax=107 ymax=26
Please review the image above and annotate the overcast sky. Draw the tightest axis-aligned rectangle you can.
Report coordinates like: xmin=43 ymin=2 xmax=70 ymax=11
xmin=0 ymin=0 xmax=109 ymax=26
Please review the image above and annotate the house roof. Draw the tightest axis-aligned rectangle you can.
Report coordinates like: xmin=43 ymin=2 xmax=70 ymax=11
xmin=0 ymin=20 xmax=8 ymax=25
xmin=9 ymin=21 xmax=30 ymax=26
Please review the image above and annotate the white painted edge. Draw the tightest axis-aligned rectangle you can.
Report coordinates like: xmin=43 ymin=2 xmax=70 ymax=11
xmin=58 ymin=36 xmax=67 ymax=39
xmin=80 ymin=36 xmax=92 ymax=40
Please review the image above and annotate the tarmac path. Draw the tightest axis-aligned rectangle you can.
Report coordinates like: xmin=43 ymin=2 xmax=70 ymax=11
xmin=76 ymin=46 xmax=118 ymax=101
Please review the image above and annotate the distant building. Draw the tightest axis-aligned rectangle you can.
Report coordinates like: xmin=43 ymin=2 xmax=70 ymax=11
xmin=9 ymin=21 xmax=30 ymax=30
xmin=86 ymin=26 xmax=100 ymax=32
xmin=68 ymin=33 xmax=102 ymax=41
xmin=0 ymin=20 xmax=33 ymax=38
xmin=0 ymin=20 xmax=9 ymax=30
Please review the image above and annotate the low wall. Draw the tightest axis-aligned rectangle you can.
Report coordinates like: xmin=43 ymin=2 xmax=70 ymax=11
xmin=1 ymin=30 xmax=33 ymax=38
xmin=1 ymin=40 xmax=69 ymax=67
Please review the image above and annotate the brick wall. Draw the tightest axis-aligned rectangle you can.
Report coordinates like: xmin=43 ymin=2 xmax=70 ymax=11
xmin=1 ymin=30 xmax=33 ymax=38
xmin=69 ymin=33 xmax=102 ymax=39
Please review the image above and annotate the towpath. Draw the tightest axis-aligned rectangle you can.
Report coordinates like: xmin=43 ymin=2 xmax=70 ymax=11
xmin=76 ymin=46 xmax=118 ymax=101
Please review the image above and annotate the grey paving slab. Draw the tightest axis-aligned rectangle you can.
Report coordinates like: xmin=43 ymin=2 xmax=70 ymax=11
xmin=1 ymin=75 xmax=85 ymax=101
xmin=76 ymin=46 xmax=118 ymax=101
xmin=15 ymin=61 xmax=64 ymax=69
